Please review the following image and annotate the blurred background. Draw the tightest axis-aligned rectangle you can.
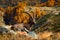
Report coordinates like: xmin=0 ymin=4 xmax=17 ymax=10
xmin=0 ymin=0 xmax=60 ymax=8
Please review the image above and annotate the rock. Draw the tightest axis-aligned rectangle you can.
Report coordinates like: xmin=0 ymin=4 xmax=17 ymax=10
xmin=11 ymin=23 xmax=25 ymax=31
xmin=0 ymin=27 xmax=8 ymax=34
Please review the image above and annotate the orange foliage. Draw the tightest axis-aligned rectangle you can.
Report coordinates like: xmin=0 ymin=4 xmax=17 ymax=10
xmin=36 ymin=8 xmax=41 ymax=18
xmin=14 ymin=12 xmax=30 ymax=24
xmin=16 ymin=7 xmax=23 ymax=14
xmin=0 ymin=7 xmax=5 ymax=16
xmin=29 ymin=8 xmax=46 ymax=19
xmin=41 ymin=10 xmax=46 ymax=16
xmin=15 ymin=2 xmax=27 ymax=14
xmin=34 ymin=8 xmax=42 ymax=18
xmin=6 ymin=6 xmax=13 ymax=14
xmin=17 ymin=2 xmax=27 ymax=9
xmin=47 ymin=0 xmax=55 ymax=6
xmin=14 ymin=7 xmax=47 ymax=24
xmin=4 ymin=3 xmax=47 ymax=25
xmin=0 ymin=7 xmax=5 ymax=12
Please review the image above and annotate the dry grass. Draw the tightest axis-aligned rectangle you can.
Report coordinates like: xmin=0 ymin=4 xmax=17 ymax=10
xmin=0 ymin=32 xmax=60 ymax=40
xmin=0 ymin=33 xmax=36 ymax=40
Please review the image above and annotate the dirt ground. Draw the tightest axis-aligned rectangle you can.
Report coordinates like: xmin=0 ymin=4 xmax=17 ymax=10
xmin=0 ymin=31 xmax=60 ymax=40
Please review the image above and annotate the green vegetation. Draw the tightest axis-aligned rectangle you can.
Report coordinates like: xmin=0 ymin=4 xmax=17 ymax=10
xmin=35 ymin=14 xmax=60 ymax=33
